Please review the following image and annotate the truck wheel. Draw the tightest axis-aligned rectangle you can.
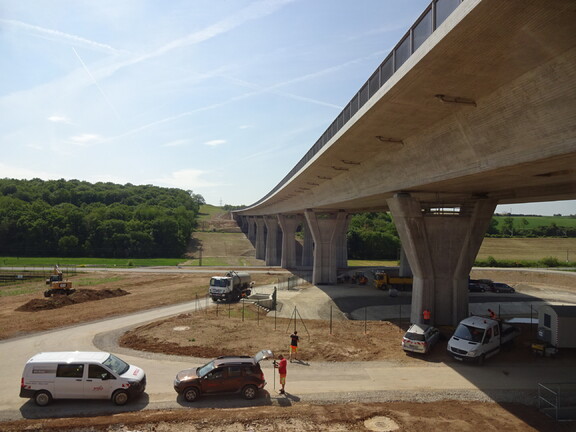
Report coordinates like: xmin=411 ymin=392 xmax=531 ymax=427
xmin=184 ymin=387 xmax=200 ymax=402
xmin=112 ymin=389 xmax=129 ymax=406
xmin=34 ymin=390 xmax=52 ymax=406
xmin=242 ymin=385 xmax=258 ymax=400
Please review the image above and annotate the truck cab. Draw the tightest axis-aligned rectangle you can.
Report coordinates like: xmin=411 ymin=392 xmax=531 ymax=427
xmin=447 ymin=316 xmax=519 ymax=364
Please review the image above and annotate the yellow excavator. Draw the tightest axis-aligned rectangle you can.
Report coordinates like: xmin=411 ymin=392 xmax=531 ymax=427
xmin=43 ymin=265 xmax=75 ymax=297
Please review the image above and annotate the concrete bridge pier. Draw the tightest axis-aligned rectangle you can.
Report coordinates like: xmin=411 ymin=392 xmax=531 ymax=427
xmin=301 ymin=220 xmax=313 ymax=267
xmin=240 ymin=216 xmax=249 ymax=234
xmin=387 ymin=193 xmax=497 ymax=326
xmin=278 ymin=214 xmax=301 ymax=269
xmin=254 ymin=217 xmax=266 ymax=260
xmin=247 ymin=216 xmax=256 ymax=244
xmin=305 ymin=209 xmax=348 ymax=285
xmin=264 ymin=216 xmax=281 ymax=266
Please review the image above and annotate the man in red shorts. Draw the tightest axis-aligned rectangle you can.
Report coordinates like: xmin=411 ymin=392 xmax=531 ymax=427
xmin=274 ymin=354 xmax=287 ymax=394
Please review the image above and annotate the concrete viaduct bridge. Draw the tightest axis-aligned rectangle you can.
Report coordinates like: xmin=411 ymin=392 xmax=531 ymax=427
xmin=233 ymin=0 xmax=576 ymax=326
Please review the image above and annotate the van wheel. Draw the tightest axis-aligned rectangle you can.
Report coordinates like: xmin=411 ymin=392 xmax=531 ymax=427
xmin=184 ymin=387 xmax=199 ymax=402
xmin=242 ymin=385 xmax=258 ymax=400
xmin=34 ymin=390 xmax=52 ymax=406
xmin=477 ymin=354 xmax=486 ymax=366
xmin=112 ymin=390 xmax=129 ymax=406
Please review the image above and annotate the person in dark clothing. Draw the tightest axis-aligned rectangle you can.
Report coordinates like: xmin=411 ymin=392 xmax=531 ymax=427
xmin=289 ymin=331 xmax=300 ymax=362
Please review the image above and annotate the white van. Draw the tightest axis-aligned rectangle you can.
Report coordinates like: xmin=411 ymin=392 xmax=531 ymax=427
xmin=19 ymin=351 xmax=146 ymax=406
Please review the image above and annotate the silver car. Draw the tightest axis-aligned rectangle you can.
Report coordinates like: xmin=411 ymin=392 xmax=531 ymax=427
xmin=402 ymin=324 xmax=441 ymax=354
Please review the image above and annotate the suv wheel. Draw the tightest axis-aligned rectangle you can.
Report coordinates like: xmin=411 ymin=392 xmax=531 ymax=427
xmin=242 ymin=384 xmax=258 ymax=400
xmin=184 ymin=387 xmax=200 ymax=402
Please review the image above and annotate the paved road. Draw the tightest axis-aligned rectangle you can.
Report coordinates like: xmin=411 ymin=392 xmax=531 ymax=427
xmin=1 ymin=283 xmax=576 ymax=421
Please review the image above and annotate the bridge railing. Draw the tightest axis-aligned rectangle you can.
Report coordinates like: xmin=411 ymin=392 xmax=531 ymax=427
xmin=247 ymin=0 xmax=464 ymax=209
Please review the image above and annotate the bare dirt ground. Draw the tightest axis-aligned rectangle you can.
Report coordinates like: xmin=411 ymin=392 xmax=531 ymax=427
xmin=0 ymin=271 xmax=284 ymax=340
xmin=0 ymin=400 xmax=567 ymax=432
xmin=3 ymin=269 xmax=575 ymax=431
xmin=2 ymin=215 xmax=575 ymax=431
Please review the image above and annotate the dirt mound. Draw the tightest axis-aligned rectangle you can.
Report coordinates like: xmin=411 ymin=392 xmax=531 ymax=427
xmin=16 ymin=289 xmax=130 ymax=312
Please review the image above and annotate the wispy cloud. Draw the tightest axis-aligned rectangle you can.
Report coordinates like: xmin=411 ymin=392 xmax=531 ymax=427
xmin=47 ymin=115 xmax=72 ymax=124
xmin=204 ymin=139 xmax=226 ymax=147
xmin=87 ymin=0 xmax=298 ymax=85
xmin=72 ymin=47 xmax=123 ymax=122
xmin=0 ymin=19 xmax=126 ymax=55
xmin=68 ymin=134 xmax=101 ymax=146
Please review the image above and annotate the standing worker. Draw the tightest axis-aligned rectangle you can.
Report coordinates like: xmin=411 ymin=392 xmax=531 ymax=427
xmin=274 ymin=354 xmax=288 ymax=394
xmin=289 ymin=331 xmax=300 ymax=362
xmin=423 ymin=308 xmax=431 ymax=325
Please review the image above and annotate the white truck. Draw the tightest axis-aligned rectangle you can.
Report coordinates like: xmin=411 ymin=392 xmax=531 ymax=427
xmin=447 ymin=316 xmax=520 ymax=365
xmin=209 ymin=271 xmax=252 ymax=302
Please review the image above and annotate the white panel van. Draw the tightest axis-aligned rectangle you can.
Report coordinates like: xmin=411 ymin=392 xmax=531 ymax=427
xmin=19 ymin=351 xmax=146 ymax=406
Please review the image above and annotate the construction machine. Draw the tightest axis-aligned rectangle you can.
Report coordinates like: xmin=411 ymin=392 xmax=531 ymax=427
xmin=373 ymin=271 xmax=412 ymax=290
xmin=43 ymin=265 xmax=75 ymax=297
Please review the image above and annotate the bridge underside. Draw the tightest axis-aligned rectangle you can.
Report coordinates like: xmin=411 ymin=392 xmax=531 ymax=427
xmin=235 ymin=0 xmax=576 ymax=326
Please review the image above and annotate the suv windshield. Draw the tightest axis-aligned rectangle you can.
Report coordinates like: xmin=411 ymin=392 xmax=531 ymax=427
xmin=197 ymin=360 xmax=215 ymax=378
xmin=454 ymin=324 xmax=484 ymax=343
xmin=102 ymin=354 xmax=130 ymax=375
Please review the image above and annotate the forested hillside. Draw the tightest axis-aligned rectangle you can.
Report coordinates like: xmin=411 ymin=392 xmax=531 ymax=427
xmin=0 ymin=179 xmax=204 ymax=258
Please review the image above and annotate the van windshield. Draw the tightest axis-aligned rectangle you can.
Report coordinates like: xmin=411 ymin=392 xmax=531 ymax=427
xmin=103 ymin=354 xmax=130 ymax=375
xmin=454 ymin=324 xmax=485 ymax=343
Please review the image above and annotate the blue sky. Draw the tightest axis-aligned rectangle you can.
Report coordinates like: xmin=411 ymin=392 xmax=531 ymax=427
xmin=1 ymin=0 xmax=574 ymax=216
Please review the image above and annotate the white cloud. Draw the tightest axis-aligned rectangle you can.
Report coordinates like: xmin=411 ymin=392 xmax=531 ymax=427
xmin=47 ymin=115 xmax=72 ymax=124
xmin=204 ymin=139 xmax=226 ymax=147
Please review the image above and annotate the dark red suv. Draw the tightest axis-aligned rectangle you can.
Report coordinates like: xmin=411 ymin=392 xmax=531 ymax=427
xmin=173 ymin=350 xmax=273 ymax=402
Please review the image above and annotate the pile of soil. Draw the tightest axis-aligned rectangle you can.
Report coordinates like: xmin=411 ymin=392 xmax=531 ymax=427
xmin=16 ymin=289 xmax=130 ymax=312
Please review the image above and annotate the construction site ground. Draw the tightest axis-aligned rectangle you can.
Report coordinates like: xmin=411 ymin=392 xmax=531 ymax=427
xmin=2 ymin=268 xmax=575 ymax=431
xmin=1 ymin=212 xmax=575 ymax=431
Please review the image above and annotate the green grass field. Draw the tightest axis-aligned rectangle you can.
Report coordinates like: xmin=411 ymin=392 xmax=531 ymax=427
xmin=0 ymin=257 xmax=183 ymax=268
xmin=493 ymin=215 xmax=576 ymax=229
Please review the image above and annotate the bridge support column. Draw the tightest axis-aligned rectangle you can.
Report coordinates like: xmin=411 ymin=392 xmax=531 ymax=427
xmin=247 ymin=217 xmax=256 ymax=243
xmin=336 ymin=214 xmax=351 ymax=269
xmin=301 ymin=221 xmax=313 ymax=267
xmin=305 ymin=209 xmax=348 ymax=285
xmin=254 ymin=217 xmax=266 ymax=261
xmin=278 ymin=214 xmax=301 ymax=269
xmin=264 ymin=216 xmax=281 ymax=266
xmin=387 ymin=194 xmax=496 ymax=326
xmin=399 ymin=247 xmax=412 ymax=278
xmin=240 ymin=216 xmax=249 ymax=234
